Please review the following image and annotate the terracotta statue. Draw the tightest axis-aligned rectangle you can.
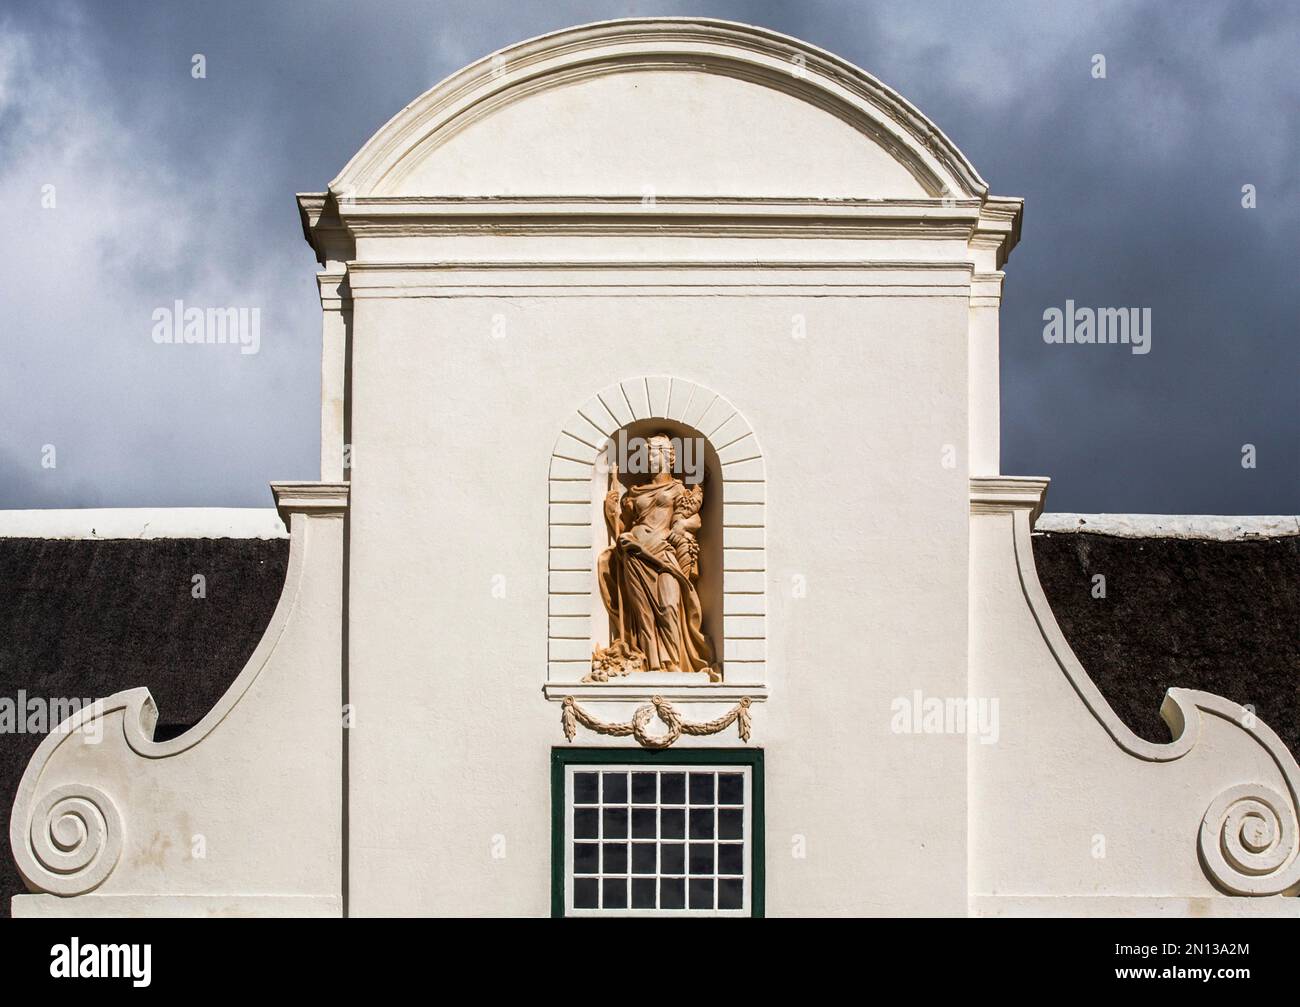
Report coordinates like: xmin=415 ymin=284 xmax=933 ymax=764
xmin=591 ymin=434 xmax=720 ymax=682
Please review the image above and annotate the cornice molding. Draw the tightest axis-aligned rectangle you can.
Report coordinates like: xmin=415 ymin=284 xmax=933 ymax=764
xmin=271 ymin=481 xmax=350 ymax=523
xmin=345 ymin=259 xmax=976 ymax=274
xmin=969 ymin=270 xmax=1005 ymax=307
xmin=345 ymin=220 xmax=978 ymax=242
xmin=296 ymin=192 xmax=355 ymax=266
xmin=341 ymin=262 xmax=977 ymax=299
xmin=330 ymin=195 xmax=992 ymax=243
xmin=302 ymin=20 xmax=1025 ymax=266
xmin=969 ymin=476 xmax=1050 ymax=523
xmin=315 ymin=268 xmax=352 ymax=311
xmin=336 ymin=195 xmax=986 ymax=214
xmin=972 ymin=196 xmax=1024 ymax=267
xmin=543 ymin=683 xmax=768 ymax=703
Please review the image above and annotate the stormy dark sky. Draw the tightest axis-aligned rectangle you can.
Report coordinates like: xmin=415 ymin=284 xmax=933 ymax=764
xmin=1 ymin=0 xmax=1296 ymax=513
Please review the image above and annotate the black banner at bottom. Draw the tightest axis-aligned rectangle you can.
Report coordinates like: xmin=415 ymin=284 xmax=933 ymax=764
xmin=0 ymin=916 xmax=1282 ymax=992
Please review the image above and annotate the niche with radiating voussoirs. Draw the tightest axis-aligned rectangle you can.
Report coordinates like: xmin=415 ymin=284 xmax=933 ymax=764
xmin=589 ymin=418 xmax=724 ymax=678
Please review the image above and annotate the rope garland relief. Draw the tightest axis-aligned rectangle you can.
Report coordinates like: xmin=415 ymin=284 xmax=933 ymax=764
xmin=562 ymin=695 xmax=752 ymax=749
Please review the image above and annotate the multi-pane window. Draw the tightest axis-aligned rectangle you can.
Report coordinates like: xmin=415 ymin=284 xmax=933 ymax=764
xmin=559 ymin=759 xmax=757 ymax=916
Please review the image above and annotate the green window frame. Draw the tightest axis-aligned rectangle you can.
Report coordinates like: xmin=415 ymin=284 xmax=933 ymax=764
xmin=551 ymin=747 xmax=765 ymax=918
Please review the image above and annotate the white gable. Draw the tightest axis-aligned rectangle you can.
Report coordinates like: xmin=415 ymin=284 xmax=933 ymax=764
xmin=331 ymin=19 xmax=988 ymax=202
xmin=384 ymin=68 xmax=932 ymax=199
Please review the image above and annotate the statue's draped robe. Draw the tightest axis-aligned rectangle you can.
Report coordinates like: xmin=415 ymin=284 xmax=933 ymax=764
xmin=598 ymin=479 xmax=715 ymax=676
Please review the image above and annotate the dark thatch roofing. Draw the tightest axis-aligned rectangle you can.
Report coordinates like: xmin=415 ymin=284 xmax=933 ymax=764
xmin=1030 ymin=531 xmax=1300 ymax=749
xmin=0 ymin=531 xmax=1296 ymax=913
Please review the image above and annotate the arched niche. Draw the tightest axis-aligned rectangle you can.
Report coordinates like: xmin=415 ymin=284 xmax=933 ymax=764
xmin=548 ymin=376 xmax=766 ymax=688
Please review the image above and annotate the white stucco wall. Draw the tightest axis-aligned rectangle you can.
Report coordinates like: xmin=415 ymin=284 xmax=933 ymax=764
xmin=390 ymin=69 xmax=931 ymax=200
xmin=344 ymin=281 xmax=973 ymax=915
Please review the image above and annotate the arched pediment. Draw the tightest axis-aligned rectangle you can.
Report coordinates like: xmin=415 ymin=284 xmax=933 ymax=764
xmin=330 ymin=18 xmax=988 ymax=201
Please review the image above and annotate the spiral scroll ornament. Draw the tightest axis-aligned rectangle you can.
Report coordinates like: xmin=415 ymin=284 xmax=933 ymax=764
xmin=23 ymin=784 xmax=123 ymax=896
xmin=1198 ymin=784 xmax=1300 ymax=896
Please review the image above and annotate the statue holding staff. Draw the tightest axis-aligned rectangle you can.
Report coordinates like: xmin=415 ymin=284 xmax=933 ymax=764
xmin=589 ymin=434 xmax=719 ymax=682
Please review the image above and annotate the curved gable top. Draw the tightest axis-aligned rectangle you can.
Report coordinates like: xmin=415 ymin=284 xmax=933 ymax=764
xmin=330 ymin=18 xmax=989 ymax=201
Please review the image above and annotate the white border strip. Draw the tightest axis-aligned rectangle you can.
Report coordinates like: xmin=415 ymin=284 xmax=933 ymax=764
xmin=1035 ymin=513 xmax=1299 ymax=541
xmin=0 ymin=508 xmax=288 ymax=540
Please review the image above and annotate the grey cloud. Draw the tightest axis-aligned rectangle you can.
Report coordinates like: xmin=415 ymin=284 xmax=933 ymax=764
xmin=1 ymin=0 xmax=1295 ymax=511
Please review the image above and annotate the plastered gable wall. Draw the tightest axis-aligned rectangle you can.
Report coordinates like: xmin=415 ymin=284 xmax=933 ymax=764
xmin=386 ymin=69 xmax=932 ymax=199
xmin=346 ymin=281 xmax=972 ymax=915
xmin=328 ymin=18 xmax=1001 ymax=917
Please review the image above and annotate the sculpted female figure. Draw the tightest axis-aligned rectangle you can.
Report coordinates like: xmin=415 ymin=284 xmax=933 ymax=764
xmin=591 ymin=434 xmax=720 ymax=682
